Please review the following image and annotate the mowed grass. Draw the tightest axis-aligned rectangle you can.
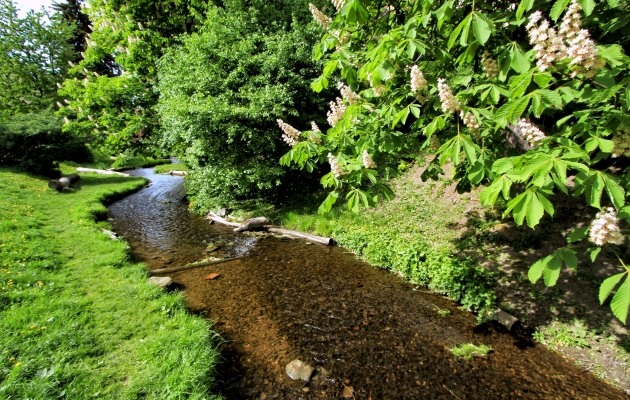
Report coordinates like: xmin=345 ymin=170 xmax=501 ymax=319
xmin=0 ymin=166 xmax=223 ymax=399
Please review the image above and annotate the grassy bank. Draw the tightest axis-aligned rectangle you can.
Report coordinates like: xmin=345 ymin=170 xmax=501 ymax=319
xmin=0 ymin=166 xmax=222 ymax=399
xmin=65 ymin=147 xmax=171 ymax=171
xmin=154 ymin=163 xmax=189 ymax=174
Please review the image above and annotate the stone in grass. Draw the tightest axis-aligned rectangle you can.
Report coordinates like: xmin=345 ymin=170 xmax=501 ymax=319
xmin=285 ymin=360 xmax=314 ymax=382
xmin=205 ymin=273 xmax=221 ymax=280
xmin=147 ymin=277 xmax=172 ymax=288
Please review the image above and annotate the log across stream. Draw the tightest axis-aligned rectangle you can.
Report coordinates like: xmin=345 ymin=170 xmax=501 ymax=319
xmin=107 ymin=167 xmax=624 ymax=399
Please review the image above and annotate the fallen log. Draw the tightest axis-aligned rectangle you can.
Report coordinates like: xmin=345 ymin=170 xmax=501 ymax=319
xmin=205 ymin=211 xmax=240 ymax=228
xmin=234 ymin=217 xmax=269 ymax=232
xmin=149 ymin=256 xmax=247 ymax=275
xmin=267 ymin=228 xmax=335 ymax=246
xmin=76 ymin=167 xmax=129 ymax=177
xmin=48 ymin=173 xmax=81 ymax=191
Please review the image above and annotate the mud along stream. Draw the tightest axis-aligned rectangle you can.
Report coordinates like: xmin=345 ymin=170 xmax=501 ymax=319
xmin=107 ymin=167 xmax=624 ymax=399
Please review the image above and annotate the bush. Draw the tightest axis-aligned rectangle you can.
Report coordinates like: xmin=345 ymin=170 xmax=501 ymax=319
xmin=157 ymin=1 xmax=330 ymax=209
xmin=0 ymin=111 xmax=92 ymax=177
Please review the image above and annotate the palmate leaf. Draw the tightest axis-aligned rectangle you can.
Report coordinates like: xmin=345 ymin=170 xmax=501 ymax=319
xmin=550 ymin=0 xmax=572 ymax=21
xmin=472 ymin=13 xmax=491 ymax=45
xmin=610 ymin=273 xmax=630 ymax=324
xmin=529 ymin=248 xmax=578 ymax=286
xmin=516 ymin=0 xmax=535 ymax=20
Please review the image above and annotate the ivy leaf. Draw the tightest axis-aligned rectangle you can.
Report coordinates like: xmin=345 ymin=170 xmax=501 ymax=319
xmin=599 ymin=272 xmax=626 ymax=304
xmin=610 ymin=274 xmax=630 ymax=324
xmin=550 ymin=0 xmax=572 ymax=21
xmin=566 ymin=226 xmax=589 ymax=243
xmin=472 ymin=13 xmax=491 ymax=45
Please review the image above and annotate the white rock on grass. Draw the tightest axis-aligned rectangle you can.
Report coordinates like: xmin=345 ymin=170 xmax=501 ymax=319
xmin=147 ymin=277 xmax=172 ymax=288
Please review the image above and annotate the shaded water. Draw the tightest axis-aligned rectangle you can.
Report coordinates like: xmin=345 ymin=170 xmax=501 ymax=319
xmin=108 ymin=168 xmax=625 ymax=399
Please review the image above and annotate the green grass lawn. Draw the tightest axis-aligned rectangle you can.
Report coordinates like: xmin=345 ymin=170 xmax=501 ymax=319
xmin=0 ymin=166 xmax=222 ymax=399
xmin=65 ymin=147 xmax=171 ymax=171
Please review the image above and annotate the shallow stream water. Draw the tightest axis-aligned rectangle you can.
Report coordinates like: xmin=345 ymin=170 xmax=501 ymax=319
xmin=108 ymin=168 xmax=625 ymax=399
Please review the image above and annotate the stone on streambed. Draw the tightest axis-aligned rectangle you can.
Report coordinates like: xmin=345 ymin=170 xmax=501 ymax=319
xmin=147 ymin=276 xmax=172 ymax=288
xmin=285 ymin=360 xmax=314 ymax=382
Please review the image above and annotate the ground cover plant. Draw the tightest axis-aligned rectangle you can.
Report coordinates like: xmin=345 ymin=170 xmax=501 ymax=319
xmin=154 ymin=163 xmax=188 ymax=174
xmin=0 ymin=166 xmax=222 ymax=399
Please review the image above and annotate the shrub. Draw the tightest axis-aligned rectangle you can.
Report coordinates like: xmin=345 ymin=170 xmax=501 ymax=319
xmin=0 ymin=111 xmax=91 ymax=177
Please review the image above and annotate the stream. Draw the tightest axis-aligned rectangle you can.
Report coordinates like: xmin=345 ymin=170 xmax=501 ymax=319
xmin=108 ymin=167 xmax=625 ymax=399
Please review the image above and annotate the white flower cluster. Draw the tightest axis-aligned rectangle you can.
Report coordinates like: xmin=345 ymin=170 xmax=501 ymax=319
xmin=460 ymin=111 xmax=480 ymax=132
xmin=331 ymin=0 xmax=346 ymax=12
xmin=410 ymin=65 xmax=428 ymax=92
xmin=362 ymin=150 xmax=376 ymax=169
xmin=337 ymin=82 xmax=360 ymax=104
xmin=481 ymin=51 xmax=499 ymax=79
xmin=309 ymin=3 xmax=332 ymax=29
xmin=328 ymin=153 xmax=347 ymax=177
xmin=309 ymin=121 xmax=322 ymax=144
xmin=368 ymin=73 xmax=386 ymax=97
xmin=277 ymin=119 xmax=301 ymax=146
xmin=612 ymin=132 xmax=630 ymax=158
xmin=437 ymin=78 xmax=460 ymax=114
xmin=526 ymin=2 xmax=604 ymax=77
xmin=589 ymin=207 xmax=625 ymax=246
xmin=515 ymin=118 xmax=546 ymax=148
xmin=327 ymin=97 xmax=347 ymax=126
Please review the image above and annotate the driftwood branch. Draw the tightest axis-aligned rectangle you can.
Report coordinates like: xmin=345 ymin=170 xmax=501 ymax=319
xmin=267 ymin=228 xmax=335 ymax=246
xmin=234 ymin=217 xmax=269 ymax=232
xmin=76 ymin=167 xmax=130 ymax=177
xmin=170 ymin=170 xmax=187 ymax=176
xmin=205 ymin=211 xmax=240 ymax=227
xmin=48 ymin=173 xmax=80 ymax=191
xmin=149 ymin=256 xmax=246 ymax=275
xmin=206 ymin=210 xmax=335 ymax=245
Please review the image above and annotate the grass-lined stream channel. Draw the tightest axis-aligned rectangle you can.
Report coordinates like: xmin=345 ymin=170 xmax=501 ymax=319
xmin=108 ymin=168 xmax=624 ymax=399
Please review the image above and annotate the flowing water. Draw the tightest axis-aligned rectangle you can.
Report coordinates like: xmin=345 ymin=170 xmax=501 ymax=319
xmin=108 ymin=168 xmax=625 ymax=399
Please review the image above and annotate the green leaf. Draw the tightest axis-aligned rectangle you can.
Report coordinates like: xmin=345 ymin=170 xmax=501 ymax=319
xmin=510 ymin=45 xmax=531 ymax=74
xmin=550 ymin=0 xmax=571 ymax=21
xmin=460 ymin=13 xmax=473 ymax=46
xmin=345 ymin=0 xmax=369 ymax=24
xmin=602 ymin=173 xmax=626 ymax=210
xmin=516 ymin=0 xmax=534 ymax=20
xmin=529 ymin=255 xmax=551 ymax=283
xmin=567 ymin=226 xmax=589 ymax=243
xmin=587 ymin=247 xmax=601 ymax=262
xmin=318 ymin=191 xmax=339 ymax=215
xmin=578 ymin=0 xmax=596 ymax=16
xmin=610 ymin=274 xmax=630 ymax=324
xmin=543 ymin=250 xmax=563 ymax=286
xmin=560 ymin=248 xmax=578 ymax=271
xmin=539 ymin=89 xmax=563 ymax=109
xmin=472 ymin=13 xmax=491 ymax=45
xmin=599 ymin=272 xmax=626 ymax=304
xmin=448 ymin=14 xmax=470 ymax=49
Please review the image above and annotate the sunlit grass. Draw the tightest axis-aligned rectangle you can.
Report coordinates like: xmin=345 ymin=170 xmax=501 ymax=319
xmin=0 ymin=166 xmax=223 ymax=399
xmin=449 ymin=343 xmax=492 ymax=360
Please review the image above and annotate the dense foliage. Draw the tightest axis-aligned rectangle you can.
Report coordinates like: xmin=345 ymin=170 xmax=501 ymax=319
xmin=57 ymin=0 xmax=209 ymax=155
xmin=0 ymin=0 xmax=74 ymax=117
xmin=0 ymin=111 xmax=91 ymax=176
xmin=157 ymin=0 xmax=330 ymax=208
xmin=278 ymin=0 xmax=630 ymax=323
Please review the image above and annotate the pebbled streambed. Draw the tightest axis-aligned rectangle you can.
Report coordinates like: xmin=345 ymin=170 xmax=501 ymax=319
xmin=108 ymin=167 xmax=624 ymax=399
